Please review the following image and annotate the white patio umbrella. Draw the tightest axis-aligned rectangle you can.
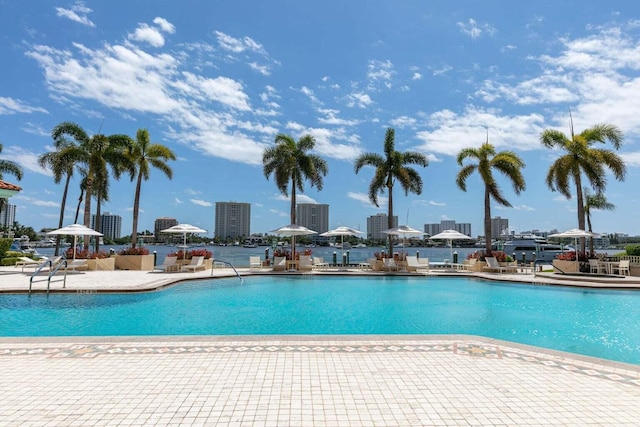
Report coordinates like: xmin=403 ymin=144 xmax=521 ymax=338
xmin=383 ymin=225 xmax=425 ymax=253
xmin=429 ymin=229 xmax=471 ymax=265
xmin=548 ymin=228 xmax=600 ymax=272
xmin=320 ymin=226 xmax=363 ymax=249
xmin=160 ymin=224 xmax=207 ymax=248
xmin=269 ymin=224 xmax=317 ymax=260
xmin=47 ymin=223 xmax=103 ymax=262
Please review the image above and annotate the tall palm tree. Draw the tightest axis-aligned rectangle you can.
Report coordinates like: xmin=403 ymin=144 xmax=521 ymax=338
xmin=541 ymin=118 xmax=625 ymax=235
xmin=52 ymin=122 xmax=133 ymax=250
xmin=584 ymin=188 xmax=615 ymax=256
xmin=125 ymin=129 xmax=176 ymax=248
xmin=456 ymin=137 xmax=526 ymax=253
xmin=262 ymin=133 xmax=328 ymax=224
xmin=354 ymin=128 xmax=428 ymax=255
xmin=0 ymin=143 xmax=24 ymax=220
xmin=38 ymin=138 xmax=79 ymax=255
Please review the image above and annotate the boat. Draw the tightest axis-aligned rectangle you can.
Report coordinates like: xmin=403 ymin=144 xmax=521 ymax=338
xmin=242 ymin=243 xmax=258 ymax=248
xmin=495 ymin=235 xmax=573 ymax=263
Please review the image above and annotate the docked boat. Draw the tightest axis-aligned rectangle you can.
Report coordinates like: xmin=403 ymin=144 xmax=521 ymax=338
xmin=496 ymin=236 xmax=573 ymax=263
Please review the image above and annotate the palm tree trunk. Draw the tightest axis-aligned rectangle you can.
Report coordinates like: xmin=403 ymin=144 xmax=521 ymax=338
xmin=95 ymin=189 xmax=102 ymax=253
xmin=586 ymin=210 xmax=594 ymax=257
xmin=83 ymin=178 xmax=93 ymax=251
xmin=131 ymin=172 xmax=143 ymax=248
xmin=574 ymin=172 xmax=586 ymax=253
xmin=290 ymin=178 xmax=297 ymax=260
xmin=74 ymin=189 xmax=84 ymax=224
xmin=387 ymin=183 xmax=394 ymax=256
xmin=54 ymin=174 xmax=71 ymax=256
xmin=484 ymin=186 xmax=492 ymax=254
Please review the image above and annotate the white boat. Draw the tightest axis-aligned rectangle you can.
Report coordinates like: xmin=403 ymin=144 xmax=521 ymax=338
xmin=496 ymin=236 xmax=573 ymax=263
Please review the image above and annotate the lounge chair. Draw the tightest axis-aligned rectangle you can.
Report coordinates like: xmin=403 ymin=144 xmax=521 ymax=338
xmin=382 ymin=258 xmax=399 ymax=272
xmin=249 ymin=256 xmax=262 ymax=269
xmin=158 ymin=256 xmax=179 ymax=272
xmin=15 ymin=256 xmax=40 ymax=272
xmin=461 ymin=258 xmax=477 ymax=271
xmin=483 ymin=257 xmax=517 ymax=273
xmin=406 ymin=256 xmax=429 ymax=273
xmin=181 ymin=256 xmax=205 ymax=273
xmin=272 ymin=256 xmax=286 ymax=271
xmin=298 ymin=255 xmax=313 ymax=272
xmin=588 ymin=259 xmax=605 ymax=274
xmin=313 ymin=257 xmax=329 ymax=270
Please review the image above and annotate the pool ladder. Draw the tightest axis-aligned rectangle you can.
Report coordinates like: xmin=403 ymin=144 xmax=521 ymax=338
xmin=29 ymin=259 xmax=68 ymax=295
xmin=210 ymin=259 xmax=243 ymax=283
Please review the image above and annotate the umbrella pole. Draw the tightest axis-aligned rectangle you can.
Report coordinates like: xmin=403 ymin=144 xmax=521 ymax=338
xmin=73 ymin=235 xmax=77 ymax=263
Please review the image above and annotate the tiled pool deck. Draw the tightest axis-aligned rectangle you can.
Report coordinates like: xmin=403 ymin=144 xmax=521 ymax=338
xmin=1 ymin=266 xmax=639 ymax=425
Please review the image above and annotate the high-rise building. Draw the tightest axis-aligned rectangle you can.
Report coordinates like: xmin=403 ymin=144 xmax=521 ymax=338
xmin=0 ymin=203 xmax=16 ymax=228
xmin=296 ymin=203 xmax=329 ymax=233
xmin=91 ymin=212 xmax=122 ymax=239
xmin=491 ymin=216 xmax=509 ymax=239
xmin=154 ymin=217 xmax=178 ymax=243
xmin=424 ymin=220 xmax=471 ymax=237
xmin=367 ymin=213 xmax=398 ymax=240
xmin=215 ymin=202 xmax=251 ymax=240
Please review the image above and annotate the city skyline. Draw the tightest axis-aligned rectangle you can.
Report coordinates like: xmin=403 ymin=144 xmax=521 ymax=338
xmin=1 ymin=2 xmax=640 ymax=238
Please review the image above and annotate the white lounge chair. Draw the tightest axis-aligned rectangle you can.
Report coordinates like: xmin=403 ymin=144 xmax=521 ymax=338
xmin=613 ymin=260 xmax=630 ymax=276
xmin=461 ymin=258 xmax=477 ymax=271
xmin=181 ymin=256 xmax=205 ymax=272
xmin=15 ymin=256 xmax=40 ymax=272
xmin=313 ymin=257 xmax=329 ymax=270
xmin=249 ymin=256 xmax=262 ymax=269
xmin=158 ymin=256 xmax=179 ymax=272
xmin=66 ymin=259 xmax=88 ymax=271
xmin=483 ymin=257 xmax=517 ymax=273
xmin=299 ymin=255 xmax=313 ymax=271
xmin=588 ymin=259 xmax=605 ymax=274
xmin=406 ymin=256 xmax=429 ymax=273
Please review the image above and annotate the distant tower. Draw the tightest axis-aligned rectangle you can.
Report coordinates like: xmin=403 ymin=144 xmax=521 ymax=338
xmin=367 ymin=213 xmax=398 ymax=240
xmin=0 ymin=203 xmax=16 ymax=228
xmin=491 ymin=216 xmax=509 ymax=239
xmin=215 ymin=202 xmax=251 ymax=240
xmin=154 ymin=217 xmax=178 ymax=243
xmin=91 ymin=212 xmax=122 ymax=240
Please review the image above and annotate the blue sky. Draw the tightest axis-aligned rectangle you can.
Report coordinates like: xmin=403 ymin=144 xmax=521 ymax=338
xmin=1 ymin=1 xmax=640 ymax=238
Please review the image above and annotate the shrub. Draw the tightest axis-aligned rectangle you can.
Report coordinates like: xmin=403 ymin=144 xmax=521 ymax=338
xmin=625 ymin=244 xmax=640 ymax=256
xmin=556 ymin=251 xmax=588 ymax=261
xmin=168 ymin=249 xmax=213 ymax=260
xmin=118 ymin=247 xmax=150 ymax=256
xmin=64 ymin=248 xmax=110 ymax=259
xmin=0 ymin=238 xmax=12 ymax=258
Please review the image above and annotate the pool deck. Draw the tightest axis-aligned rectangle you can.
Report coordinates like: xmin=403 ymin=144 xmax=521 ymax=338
xmin=2 ymin=266 xmax=640 ymax=425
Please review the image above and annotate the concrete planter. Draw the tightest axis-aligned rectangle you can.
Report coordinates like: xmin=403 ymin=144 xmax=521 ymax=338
xmin=115 ymin=254 xmax=155 ymax=271
xmin=552 ymin=260 xmax=579 ymax=273
xmin=86 ymin=257 xmax=116 ymax=271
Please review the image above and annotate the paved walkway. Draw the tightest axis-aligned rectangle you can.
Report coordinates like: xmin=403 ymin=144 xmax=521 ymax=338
xmin=1 ymin=266 xmax=640 ymax=425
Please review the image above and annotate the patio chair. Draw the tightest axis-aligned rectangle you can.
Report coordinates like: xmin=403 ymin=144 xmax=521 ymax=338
xmin=382 ymin=258 xmax=399 ymax=272
xmin=483 ymin=257 xmax=506 ymax=273
xmin=181 ymin=256 xmax=205 ymax=273
xmin=157 ymin=256 xmax=179 ymax=272
xmin=66 ymin=259 xmax=88 ymax=271
xmin=461 ymin=258 xmax=477 ymax=271
xmin=313 ymin=257 xmax=329 ymax=270
xmin=249 ymin=256 xmax=262 ymax=269
xmin=588 ymin=259 xmax=605 ymax=274
xmin=613 ymin=260 xmax=630 ymax=276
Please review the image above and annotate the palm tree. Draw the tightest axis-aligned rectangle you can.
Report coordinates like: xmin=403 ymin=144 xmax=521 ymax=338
xmin=584 ymin=188 xmax=615 ymax=256
xmin=262 ymin=133 xmax=328 ymax=224
xmin=38 ymin=138 xmax=80 ymax=255
xmin=354 ymin=128 xmax=428 ymax=255
xmin=456 ymin=136 xmax=526 ymax=253
xmin=52 ymin=122 xmax=133 ymax=250
xmin=541 ymin=118 xmax=625 ymax=235
xmin=125 ymin=128 xmax=176 ymax=248
xmin=0 ymin=143 xmax=24 ymax=219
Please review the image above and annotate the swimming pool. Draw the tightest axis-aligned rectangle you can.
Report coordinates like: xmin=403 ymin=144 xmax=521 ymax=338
xmin=2 ymin=276 xmax=639 ymax=365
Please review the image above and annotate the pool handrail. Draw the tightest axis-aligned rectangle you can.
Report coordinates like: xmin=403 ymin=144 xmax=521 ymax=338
xmin=29 ymin=258 xmax=68 ymax=295
xmin=210 ymin=259 xmax=243 ymax=283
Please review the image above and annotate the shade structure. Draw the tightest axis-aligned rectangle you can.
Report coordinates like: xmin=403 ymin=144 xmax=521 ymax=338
xmin=383 ymin=225 xmax=425 ymax=252
xmin=320 ymin=226 xmax=363 ymax=249
xmin=269 ymin=224 xmax=317 ymax=260
xmin=548 ymin=228 xmax=599 ymax=271
xmin=160 ymin=224 xmax=207 ymax=248
xmin=429 ymin=229 xmax=471 ymax=265
xmin=47 ymin=223 xmax=103 ymax=262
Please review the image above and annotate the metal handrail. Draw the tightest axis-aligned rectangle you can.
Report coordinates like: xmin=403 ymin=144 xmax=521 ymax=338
xmin=29 ymin=259 xmax=68 ymax=295
xmin=210 ymin=259 xmax=243 ymax=283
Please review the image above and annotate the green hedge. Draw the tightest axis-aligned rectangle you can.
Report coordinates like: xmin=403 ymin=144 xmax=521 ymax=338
xmin=0 ymin=238 xmax=12 ymax=258
xmin=625 ymin=244 xmax=640 ymax=256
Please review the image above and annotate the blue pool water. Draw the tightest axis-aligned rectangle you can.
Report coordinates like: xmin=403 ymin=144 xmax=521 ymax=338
xmin=1 ymin=276 xmax=639 ymax=365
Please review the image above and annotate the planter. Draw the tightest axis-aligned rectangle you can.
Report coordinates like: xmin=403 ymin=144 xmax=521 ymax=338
xmin=115 ymin=254 xmax=155 ymax=271
xmin=86 ymin=257 xmax=116 ymax=271
xmin=552 ymin=259 xmax=579 ymax=273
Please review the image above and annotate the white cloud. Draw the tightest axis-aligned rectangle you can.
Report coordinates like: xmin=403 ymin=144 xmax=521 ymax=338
xmin=513 ymin=204 xmax=536 ymax=211
xmin=317 ymin=108 xmax=358 ymax=126
xmin=457 ymin=18 xmax=497 ymax=39
xmin=347 ymin=191 xmax=388 ymax=208
xmin=174 ymin=197 xmax=183 ymax=204
xmin=346 ymin=92 xmax=373 ymax=108
xmin=55 ymin=1 xmax=95 ymax=27
xmin=0 ymin=97 xmax=48 ymax=115
xmin=249 ymin=62 xmax=270 ymax=76
xmin=429 ymin=201 xmax=446 ymax=206
xmin=128 ymin=24 xmax=167 ymax=48
xmin=269 ymin=208 xmax=289 ymax=218
xmin=3 ymin=146 xmax=50 ymax=176
xmin=190 ymin=198 xmax=213 ymax=207
xmin=214 ymin=31 xmax=266 ymax=56
xmin=412 ymin=72 xmax=422 ymax=80
xmin=153 ymin=17 xmax=175 ymax=34
xmin=390 ymin=115 xmax=416 ymax=128
xmin=273 ymin=193 xmax=317 ymax=204
xmin=13 ymin=195 xmax=58 ymax=207
xmin=285 ymin=122 xmax=363 ymax=161
xmin=367 ymin=59 xmax=395 ymax=89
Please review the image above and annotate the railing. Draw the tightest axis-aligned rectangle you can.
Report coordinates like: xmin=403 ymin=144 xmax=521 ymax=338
xmin=29 ymin=259 xmax=68 ymax=295
xmin=210 ymin=259 xmax=243 ymax=283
